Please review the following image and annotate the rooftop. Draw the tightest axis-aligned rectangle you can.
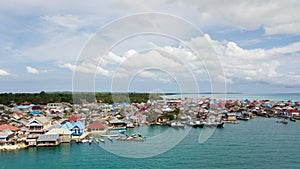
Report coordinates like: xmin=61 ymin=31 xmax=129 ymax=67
xmin=37 ymin=134 xmax=59 ymax=142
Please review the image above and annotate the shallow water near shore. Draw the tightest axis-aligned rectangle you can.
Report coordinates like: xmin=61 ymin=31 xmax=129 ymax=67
xmin=1 ymin=117 xmax=300 ymax=169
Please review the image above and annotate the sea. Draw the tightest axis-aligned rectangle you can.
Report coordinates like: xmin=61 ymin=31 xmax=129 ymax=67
xmin=162 ymin=93 xmax=300 ymax=102
xmin=1 ymin=93 xmax=300 ymax=169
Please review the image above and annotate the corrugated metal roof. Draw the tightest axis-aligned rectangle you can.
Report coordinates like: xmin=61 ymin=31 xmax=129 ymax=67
xmin=61 ymin=121 xmax=84 ymax=130
xmin=37 ymin=134 xmax=59 ymax=142
xmin=86 ymin=122 xmax=107 ymax=129
xmin=73 ymin=121 xmax=84 ymax=129
xmin=0 ymin=124 xmax=19 ymax=131
xmin=46 ymin=128 xmax=72 ymax=135
xmin=26 ymin=117 xmax=51 ymax=126
xmin=47 ymin=123 xmax=61 ymax=131
xmin=0 ymin=129 xmax=14 ymax=138
xmin=61 ymin=122 xmax=73 ymax=130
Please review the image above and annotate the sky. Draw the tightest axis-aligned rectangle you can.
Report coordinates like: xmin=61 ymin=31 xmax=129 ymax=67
xmin=1 ymin=0 xmax=300 ymax=94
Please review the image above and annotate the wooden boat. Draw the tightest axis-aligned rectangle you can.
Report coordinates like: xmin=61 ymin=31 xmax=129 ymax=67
xmin=81 ymin=139 xmax=89 ymax=143
xmin=203 ymin=121 xmax=224 ymax=128
xmin=108 ymin=127 xmax=127 ymax=134
xmin=107 ymin=136 xmax=113 ymax=142
xmin=167 ymin=121 xmax=185 ymax=128
xmin=75 ymin=139 xmax=82 ymax=144
xmin=202 ymin=115 xmax=224 ymax=128
xmin=99 ymin=138 xmax=105 ymax=143
xmin=126 ymin=123 xmax=135 ymax=128
xmin=277 ymin=118 xmax=288 ymax=124
xmin=237 ymin=116 xmax=250 ymax=121
xmin=226 ymin=121 xmax=240 ymax=124
xmin=187 ymin=121 xmax=204 ymax=128
xmin=290 ymin=117 xmax=296 ymax=122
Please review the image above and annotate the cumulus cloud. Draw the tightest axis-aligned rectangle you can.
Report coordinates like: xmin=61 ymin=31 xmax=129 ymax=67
xmin=26 ymin=66 xmax=39 ymax=74
xmin=0 ymin=69 xmax=10 ymax=76
xmin=2 ymin=1 xmax=300 ymax=92
xmin=212 ymin=39 xmax=300 ymax=86
xmin=60 ymin=32 xmax=300 ymax=88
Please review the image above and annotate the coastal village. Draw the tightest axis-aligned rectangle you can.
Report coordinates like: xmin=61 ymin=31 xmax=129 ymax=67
xmin=1 ymin=97 xmax=300 ymax=151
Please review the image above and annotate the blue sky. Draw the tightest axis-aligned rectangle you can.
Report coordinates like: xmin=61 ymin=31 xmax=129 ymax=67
xmin=1 ymin=1 xmax=300 ymax=94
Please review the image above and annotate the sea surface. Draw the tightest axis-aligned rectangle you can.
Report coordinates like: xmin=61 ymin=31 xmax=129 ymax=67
xmin=163 ymin=93 xmax=300 ymax=102
xmin=1 ymin=117 xmax=300 ymax=169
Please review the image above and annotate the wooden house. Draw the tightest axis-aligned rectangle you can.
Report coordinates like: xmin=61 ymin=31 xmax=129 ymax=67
xmin=26 ymin=117 xmax=51 ymax=146
xmin=37 ymin=134 xmax=60 ymax=147
xmin=46 ymin=128 xmax=72 ymax=143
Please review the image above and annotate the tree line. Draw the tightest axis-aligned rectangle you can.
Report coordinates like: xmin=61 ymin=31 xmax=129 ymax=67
xmin=0 ymin=91 xmax=161 ymax=105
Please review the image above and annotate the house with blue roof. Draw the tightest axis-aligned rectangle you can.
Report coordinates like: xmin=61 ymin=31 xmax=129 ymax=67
xmin=61 ymin=121 xmax=84 ymax=136
xmin=29 ymin=110 xmax=40 ymax=115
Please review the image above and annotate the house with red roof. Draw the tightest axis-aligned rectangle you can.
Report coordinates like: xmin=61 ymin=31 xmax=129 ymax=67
xmin=0 ymin=124 xmax=19 ymax=132
xmin=32 ymin=105 xmax=43 ymax=110
xmin=68 ymin=115 xmax=80 ymax=122
xmin=86 ymin=122 xmax=107 ymax=133
xmin=12 ymin=112 xmax=25 ymax=120
xmin=284 ymin=109 xmax=299 ymax=117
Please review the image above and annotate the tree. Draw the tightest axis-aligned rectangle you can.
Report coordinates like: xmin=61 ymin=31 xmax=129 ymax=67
xmin=174 ymin=107 xmax=180 ymax=119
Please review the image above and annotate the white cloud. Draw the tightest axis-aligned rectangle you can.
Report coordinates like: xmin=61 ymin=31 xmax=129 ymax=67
xmin=265 ymin=22 xmax=300 ymax=35
xmin=41 ymin=14 xmax=90 ymax=30
xmin=61 ymin=32 xmax=300 ymax=88
xmin=105 ymin=52 xmax=126 ymax=65
xmin=17 ymin=32 xmax=91 ymax=62
xmin=267 ymin=42 xmax=300 ymax=55
xmin=173 ymin=0 xmax=300 ymax=35
xmin=2 ymin=1 xmax=300 ymax=35
xmin=1 ymin=1 xmax=300 ymax=92
xmin=61 ymin=63 xmax=110 ymax=76
xmin=26 ymin=66 xmax=39 ymax=74
xmin=225 ymin=42 xmax=268 ymax=60
xmin=139 ymin=71 xmax=172 ymax=84
xmin=0 ymin=69 xmax=10 ymax=76
xmin=213 ymin=39 xmax=300 ymax=86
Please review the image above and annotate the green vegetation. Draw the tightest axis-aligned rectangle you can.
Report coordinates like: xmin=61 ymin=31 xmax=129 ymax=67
xmin=162 ymin=113 xmax=175 ymax=121
xmin=0 ymin=91 xmax=162 ymax=105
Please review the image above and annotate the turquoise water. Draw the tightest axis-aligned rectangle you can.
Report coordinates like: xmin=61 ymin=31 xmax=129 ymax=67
xmin=1 ymin=117 xmax=300 ymax=169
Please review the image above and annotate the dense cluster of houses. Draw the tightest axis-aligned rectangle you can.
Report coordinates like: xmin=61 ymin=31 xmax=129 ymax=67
xmin=0 ymin=102 xmax=108 ymax=150
xmin=1 ymin=97 xmax=299 ymax=151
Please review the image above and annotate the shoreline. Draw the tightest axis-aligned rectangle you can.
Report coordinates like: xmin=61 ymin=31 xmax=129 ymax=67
xmin=1 ymin=96 xmax=299 ymax=152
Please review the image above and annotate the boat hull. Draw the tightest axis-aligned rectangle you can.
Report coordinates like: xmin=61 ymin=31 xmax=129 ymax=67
xmin=204 ymin=122 xmax=224 ymax=128
xmin=192 ymin=124 xmax=204 ymax=128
